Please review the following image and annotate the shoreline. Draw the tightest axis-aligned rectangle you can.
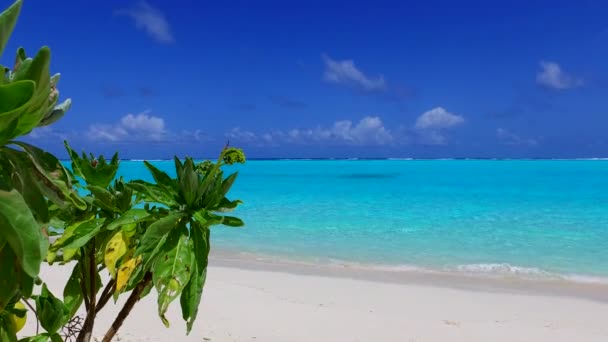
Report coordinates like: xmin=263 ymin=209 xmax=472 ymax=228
xmin=20 ymin=255 xmax=608 ymax=341
xmin=211 ymin=248 xmax=608 ymax=303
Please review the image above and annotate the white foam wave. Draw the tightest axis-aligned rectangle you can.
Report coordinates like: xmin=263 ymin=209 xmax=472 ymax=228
xmin=453 ymin=263 xmax=608 ymax=284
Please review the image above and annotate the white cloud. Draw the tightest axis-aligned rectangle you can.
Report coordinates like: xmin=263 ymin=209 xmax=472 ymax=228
xmin=116 ymin=1 xmax=174 ymax=43
xmin=227 ymin=116 xmax=393 ymax=146
xmin=415 ymin=107 xmax=464 ymax=130
xmin=536 ymin=61 xmax=582 ymax=90
xmin=496 ymin=128 xmax=538 ymax=146
xmin=414 ymin=107 xmax=465 ymax=145
xmin=322 ymin=54 xmax=386 ymax=92
xmin=88 ymin=112 xmax=166 ymax=142
xmin=226 ymin=127 xmax=258 ymax=143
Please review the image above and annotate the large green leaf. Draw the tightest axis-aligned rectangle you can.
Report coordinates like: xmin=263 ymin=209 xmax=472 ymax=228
xmin=63 ymin=264 xmax=83 ymax=318
xmin=0 ymin=245 xmax=19 ymax=311
xmin=177 ymin=158 xmax=199 ymax=208
xmin=0 ymin=80 xmax=35 ymax=142
xmin=153 ymin=235 xmax=193 ymax=327
xmin=49 ymin=217 xmax=105 ymax=258
xmin=64 ymin=142 xmax=119 ymax=188
xmin=35 ymin=284 xmax=68 ymax=334
xmin=128 ymin=181 xmax=177 ymax=207
xmin=87 ymin=185 xmax=117 ymax=212
xmin=11 ymin=141 xmax=85 ymax=210
xmin=106 ymin=208 xmax=151 ymax=230
xmin=0 ymin=0 xmax=22 ymax=58
xmin=2 ymin=148 xmax=49 ymax=223
xmin=0 ymin=315 xmax=18 ymax=342
xmin=134 ymin=213 xmax=183 ymax=257
xmin=38 ymin=98 xmax=70 ymax=127
xmin=143 ymin=161 xmax=178 ymax=198
xmin=18 ymin=333 xmax=63 ymax=342
xmin=11 ymin=47 xmax=52 ymax=137
xmin=180 ymin=223 xmax=210 ymax=334
xmin=220 ymin=215 xmax=244 ymax=227
xmin=0 ymin=189 xmax=46 ymax=278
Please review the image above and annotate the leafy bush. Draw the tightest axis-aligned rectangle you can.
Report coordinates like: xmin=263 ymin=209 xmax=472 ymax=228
xmin=0 ymin=1 xmax=245 ymax=341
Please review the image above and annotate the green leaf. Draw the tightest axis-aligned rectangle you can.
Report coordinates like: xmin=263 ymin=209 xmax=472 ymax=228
xmin=0 ymin=245 xmax=19 ymax=311
xmin=18 ymin=333 xmax=60 ymax=342
xmin=35 ymin=284 xmax=67 ymax=334
xmin=2 ymin=148 xmax=49 ymax=223
xmin=106 ymin=208 xmax=150 ymax=230
xmin=11 ymin=141 xmax=85 ymax=210
xmin=178 ymin=158 xmax=198 ymax=207
xmin=216 ymin=197 xmax=243 ymax=212
xmin=143 ymin=161 xmax=177 ymax=196
xmin=87 ymin=185 xmax=117 ymax=212
xmin=0 ymin=80 xmax=35 ymax=142
xmin=49 ymin=217 xmax=105 ymax=258
xmin=0 ymin=189 xmax=46 ymax=278
xmin=38 ymin=98 xmax=71 ymax=127
xmin=153 ymin=235 xmax=193 ymax=327
xmin=221 ymin=172 xmax=238 ymax=196
xmin=0 ymin=0 xmax=22 ymax=57
xmin=193 ymin=210 xmax=223 ymax=227
xmin=128 ymin=181 xmax=177 ymax=207
xmin=134 ymin=213 xmax=183 ymax=257
xmin=12 ymin=47 xmax=52 ymax=137
xmin=180 ymin=223 xmax=210 ymax=334
xmin=221 ymin=216 xmax=244 ymax=227
xmin=63 ymin=264 xmax=83 ymax=318
xmin=0 ymin=315 xmax=18 ymax=342
xmin=64 ymin=141 xmax=119 ymax=188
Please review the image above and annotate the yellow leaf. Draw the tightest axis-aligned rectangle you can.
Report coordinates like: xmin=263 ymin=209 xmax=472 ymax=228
xmin=115 ymin=256 xmax=142 ymax=293
xmin=104 ymin=231 xmax=127 ymax=278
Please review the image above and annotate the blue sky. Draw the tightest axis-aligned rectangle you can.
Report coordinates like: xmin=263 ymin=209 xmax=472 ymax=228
xmin=6 ymin=0 xmax=608 ymax=158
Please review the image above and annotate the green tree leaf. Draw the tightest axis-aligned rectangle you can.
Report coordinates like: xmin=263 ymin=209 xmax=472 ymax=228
xmin=134 ymin=213 xmax=183 ymax=257
xmin=11 ymin=141 xmax=85 ymax=210
xmin=11 ymin=47 xmax=51 ymax=137
xmin=221 ymin=216 xmax=245 ymax=227
xmin=35 ymin=284 xmax=67 ymax=334
xmin=180 ymin=223 xmax=210 ymax=334
xmin=63 ymin=264 xmax=83 ymax=318
xmin=0 ymin=0 xmax=22 ymax=57
xmin=0 ymin=315 xmax=18 ymax=342
xmin=106 ymin=208 xmax=150 ymax=230
xmin=153 ymin=235 xmax=193 ymax=327
xmin=0 ymin=189 xmax=46 ymax=278
xmin=49 ymin=218 xmax=105 ymax=258
xmin=0 ymin=80 xmax=35 ymax=143
xmin=0 ymin=245 xmax=19 ymax=311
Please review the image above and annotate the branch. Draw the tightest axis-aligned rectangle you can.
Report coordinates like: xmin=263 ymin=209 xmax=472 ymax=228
xmin=79 ymin=259 xmax=90 ymax=312
xmin=76 ymin=240 xmax=97 ymax=342
xmin=101 ymin=272 xmax=152 ymax=342
xmin=95 ymin=279 xmax=115 ymax=315
xmin=21 ymin=298 xmax=39 ymax=335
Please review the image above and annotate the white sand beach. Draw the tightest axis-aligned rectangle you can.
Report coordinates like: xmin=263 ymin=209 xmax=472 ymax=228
xmin=21 ymin=256 xmax=608 ymax=342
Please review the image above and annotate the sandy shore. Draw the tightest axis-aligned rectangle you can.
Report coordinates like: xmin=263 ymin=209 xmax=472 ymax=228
xmin=20 ymin=256 xmax=608 ymax=342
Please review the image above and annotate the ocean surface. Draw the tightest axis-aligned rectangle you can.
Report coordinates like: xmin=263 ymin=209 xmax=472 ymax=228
xmin=112 ymin=160 xmax=608 ymax=283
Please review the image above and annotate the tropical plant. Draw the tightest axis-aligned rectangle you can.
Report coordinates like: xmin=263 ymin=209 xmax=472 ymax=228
xmin=0 ymin=1 xmax=246 ymax=341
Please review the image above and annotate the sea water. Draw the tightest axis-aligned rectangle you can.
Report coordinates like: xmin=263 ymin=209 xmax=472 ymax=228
xmin=115 ymin=160 xmax=608 ymax=282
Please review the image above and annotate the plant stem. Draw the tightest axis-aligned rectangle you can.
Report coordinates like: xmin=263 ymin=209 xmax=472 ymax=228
xmin=95 ymin=279 xmax=115 ymax=315
xmin=79 ymin=252 xmax=91 ymax=312
xmin=76 ymin=241 xmax=97 ymax=342
xmin=101 ymin=272 xmax=152 ymax=342
xmin=21 ymin=298 xmax=39 ymax=335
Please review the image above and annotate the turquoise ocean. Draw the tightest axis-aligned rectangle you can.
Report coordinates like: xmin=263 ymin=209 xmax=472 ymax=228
xmin=115 ymin=159 xmax=608 ymax=283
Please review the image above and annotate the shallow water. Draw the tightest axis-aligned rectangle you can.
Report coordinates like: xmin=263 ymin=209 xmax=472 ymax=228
xmin=113 ymin=160 xmax=608 ymax=282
